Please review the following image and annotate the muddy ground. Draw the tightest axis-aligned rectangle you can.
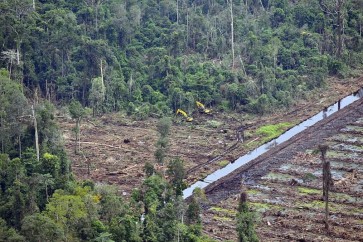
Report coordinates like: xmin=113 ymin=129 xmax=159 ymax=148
xmin=202 ymin=98 xmax=363 ymax=241
xmin=58 ymin=75 xmax=363 ymax=240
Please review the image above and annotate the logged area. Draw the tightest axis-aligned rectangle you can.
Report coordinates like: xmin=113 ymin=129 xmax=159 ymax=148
xmin=59 ymin=78 xmax=363 ymax=197
xmin=59 ymin=78 xmax=363 ymax=216
xmin=202 ymin=93 xmax=363 ymax=241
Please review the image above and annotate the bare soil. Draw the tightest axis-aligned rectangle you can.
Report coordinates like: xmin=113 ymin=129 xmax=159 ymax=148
xmin=202 ymin=99 xmax=363 ymax=241
xmin=57 ymin=75 xmax=363 ymax=240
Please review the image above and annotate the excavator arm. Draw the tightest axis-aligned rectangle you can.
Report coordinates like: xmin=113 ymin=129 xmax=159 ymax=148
xmin=176 ymin=109 xmax=193 ymax=122
xmin=196 ymin=101 xmax=211 ymax=114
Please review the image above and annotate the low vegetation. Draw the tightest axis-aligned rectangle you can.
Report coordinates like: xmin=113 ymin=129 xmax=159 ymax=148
xmin=255 ymin=122 xmax=294 ymax=143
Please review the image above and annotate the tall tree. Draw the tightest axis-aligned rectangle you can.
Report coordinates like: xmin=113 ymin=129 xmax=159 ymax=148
xmin=319 ymin=0 xmax=347 ymax=57
xmin=236 ymin=190 xmax=258 ymax=242
xmin=69 ymin=100 xmax=86 ymax=154
xmin=154 ymin=117 xmax=171 ymax=165
xmin=319 ymin=144 xmax=331 ymax=231
xmin=89 ymin=77 xmax=106 ymax=116
xmin=228 ymin=0 xmax=235 ymax=69
xmin=167 ymin=158 xmax=186 ymax=196
xmin=0 ymin=73 xmax=27 ymax=156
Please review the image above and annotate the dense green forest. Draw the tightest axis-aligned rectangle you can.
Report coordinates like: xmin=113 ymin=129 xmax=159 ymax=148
xmin=1 ymin=0 xmax=362 ymax=116
xmin=1 ymin=0 xmax=362 ymax=241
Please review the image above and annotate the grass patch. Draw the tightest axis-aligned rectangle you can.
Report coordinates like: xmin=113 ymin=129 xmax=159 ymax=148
xmin=297 ymin=187 xmax=321 ymax=195
xmin=302 ymin=173 xmax=317 ymax=182
xmin=296 ymin=200 xmax=363 ymax=214
xmin=330 ymin=192 xmax=357 ymax=203
xmin=256 ymin=122 xmax=294 ymax=143
xmin=351 ymin=207 xmax=363 ymax=214
xmin=247 ymin=189 xmax=260 ymax=195
xmin=206 ymin=120 xmax=223 ymax=128
xmin=209 ymin=207 xmax=237 ymax=216
xmin=198 ymin=172 xmax=209 ymax=180
xmin=262 ymin=172 xmax=294 ymax=181
xmin=243 ymin=140 xmax=261 ymax=150
xmin=249 ymin=202 xmax=281 ymax=212
xmin=327 ymin=150 xmax=360 ymax=159
xmin=212 ymin=215 xmax=233 ymax=222
xmin=218 ymin=160 xmax=230 ymax=167
xmin=297 ymin=200 xmax=325 ymax=209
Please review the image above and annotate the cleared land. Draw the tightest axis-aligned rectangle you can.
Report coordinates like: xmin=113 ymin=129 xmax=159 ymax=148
xmin=203 ymin=95 xmax=363 ymax=241
xmin=58 ymin=76 xmax=363 ymax=240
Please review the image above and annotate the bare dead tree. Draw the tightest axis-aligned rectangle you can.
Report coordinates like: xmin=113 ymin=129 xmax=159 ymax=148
xmin=1 ymin=49 xmax=17 ymax=79
xmin=319 ymin=144 xmax=331 ymax=231
xmin=31 ymin=105 xmax=39 ymax=162
xmin=319 ymin=0 xmax=346 ymax=57
xmin=176 ymin=0 xmax=179 ymax=24
xmin=228 ymin=0 xmax=235 ymax=69
xmin=259 ymin=0 xmax=265 ymax=11
xmin=83 ymin=0 xmax=108 ymax=33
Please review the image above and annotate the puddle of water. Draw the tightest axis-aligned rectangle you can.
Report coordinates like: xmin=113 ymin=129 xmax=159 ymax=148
xmin=183 ymin=88 xmax=363 ymax=199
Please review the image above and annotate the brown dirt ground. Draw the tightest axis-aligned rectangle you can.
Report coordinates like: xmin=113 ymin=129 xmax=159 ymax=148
xmin=202 ymin=97 xmax=363 ymax=241
xmin=57 ymin=75 xmax=363 ymax=238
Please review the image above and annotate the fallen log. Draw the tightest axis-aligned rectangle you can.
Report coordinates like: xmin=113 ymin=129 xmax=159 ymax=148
xmin=79 ymin=141 xmax=143 ymax=153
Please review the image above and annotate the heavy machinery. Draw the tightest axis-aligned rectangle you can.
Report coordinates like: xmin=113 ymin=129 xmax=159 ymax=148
xmin=176 ymin=109 xmax=193 ymax=122
xmin=196 ymin=101 xmax=211 ymax=114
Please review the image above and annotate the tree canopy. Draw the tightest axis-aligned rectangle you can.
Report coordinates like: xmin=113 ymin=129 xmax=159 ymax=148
xmin=0 ymin=0 xmax=361 ymax=115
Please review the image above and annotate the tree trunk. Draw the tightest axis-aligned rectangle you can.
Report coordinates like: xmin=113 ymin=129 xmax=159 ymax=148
xmin=336 ymin=0 xmax=344 ymax=57
xmin=239 ymin=55 xmax=246 ymax=76
xmin=45 ymin=79 xmax=50 ymax=101
xmin=320 ymin=144 xmax=330 ymax=231
xmin=32 ymin=105 xmax=39 ymax=162
xmin=95 ymin=6 xmax=98 ymax=32
xmin=45 ymin=183 xmax=49 ymax=202
xmin=186 ymin=8 xmax=189 ymax=49
xmin=323 ymin=159 xmax=331 ymax=231
xmin=319 ymin=0 xmax=346 ymax=57
xmin=18 ymin=134 xmax=22 ymax=158
xmin=176 ymin=0 xmax=179 ymax=24
xmin=16 ymin=44 xmax=20 ymax=65
xmin=75 ymin=118 xmax=81 ymax=154
xmin=8 ymin=57 xmax=13 ymax=79
xmin=229 ymin=0 xmax=235 ymax=69
xmin=259 ymin=0 xmax=265 ymax=11
xmin=100 ymin=59 xmax=104 ymax=86
xmin=1 ymin=117 xmax=4 ymax=153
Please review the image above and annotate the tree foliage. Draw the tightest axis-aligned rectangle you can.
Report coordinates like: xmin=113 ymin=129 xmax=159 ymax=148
xmin=1 ymin=0 xmax=361 ymax=115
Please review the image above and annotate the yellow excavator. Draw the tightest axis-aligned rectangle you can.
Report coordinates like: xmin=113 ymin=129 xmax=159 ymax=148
xmin=196 ymin=101 xmax=211 ymax=114
xmin=176 ymin=109 xmax=193 ymax=122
